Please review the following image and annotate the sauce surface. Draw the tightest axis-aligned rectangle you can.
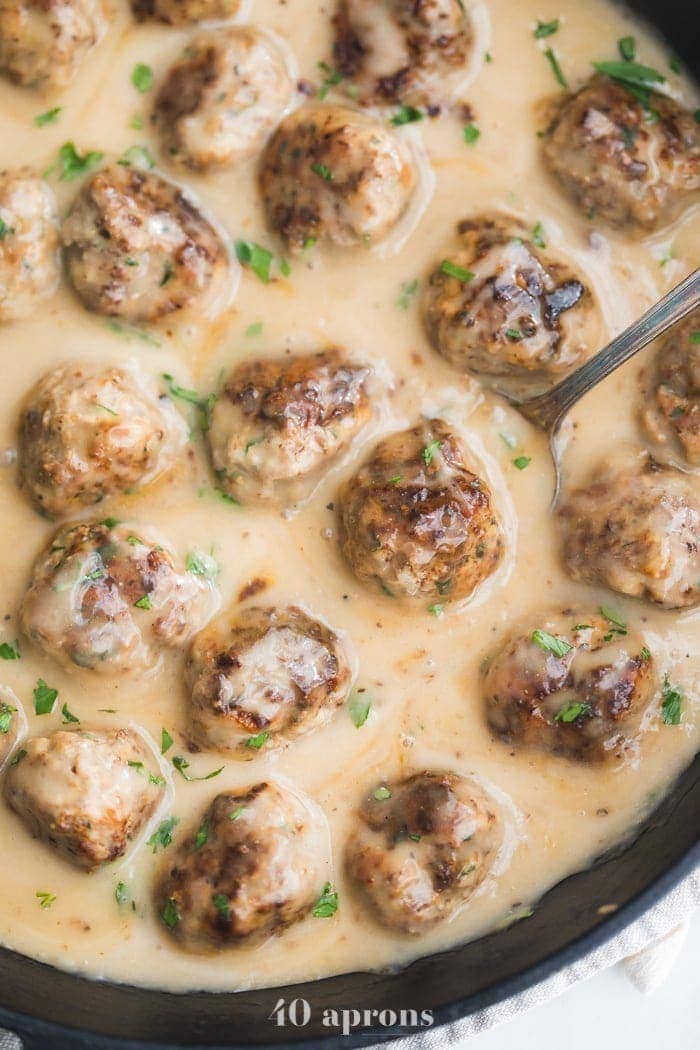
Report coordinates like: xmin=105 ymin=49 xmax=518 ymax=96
xmin=0 ymin=0 xmax=698 ymax=993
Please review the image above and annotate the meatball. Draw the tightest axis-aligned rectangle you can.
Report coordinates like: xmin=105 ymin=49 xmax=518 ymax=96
xmin=338 ymin=419 xmax=504 ymax=602
xmin=423 ymin=214 xmax=593 ymax=396
xmin=4 ymin=727 xmax=164 ymax=870
xmin=208 ymin=349 xmax=372 ymax=506
xmin=154 ymin=27 xmax=294 ymax=172
xmin=20 ymin=519 xmax=219 ymax=674
xmin=155 ymin=781 xmax=330 ymax=949
xmin=0 ymin=0 xmax=104 ymax=91
xmin=61 ymin=164 xmax=232 ymax=324
xmin=259 ymin=104 xmax=418 ymax=252
xmin=131 ymin=0 xmax=242 ymax=25
xmin=642 ymin=313 xmax=700 ymax=468
xmin=18 ymin=361 xmax=188 ymax=518
xmin=0 ymin=686 xmax=26 ymax=769
xmin=0 ymin=170 xmax=59 ymax=323
xmin=543 ymin=74 xmax=700 ymax=231
xmin=483 ymin=611 xmax=656 ymax=762
xmin=333 ymin=0 xmax=473 ymax=109
xmin=186 ymin=605 xmax=352 ymax=755
xmin=346 ymin=770 xmax=503 ymax=933
xmin=558 ymin=457 xmax=700 ymax=609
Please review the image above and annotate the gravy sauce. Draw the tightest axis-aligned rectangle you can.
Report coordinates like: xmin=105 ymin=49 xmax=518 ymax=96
xmin=0 ymin=0 xmax=697 ymax=993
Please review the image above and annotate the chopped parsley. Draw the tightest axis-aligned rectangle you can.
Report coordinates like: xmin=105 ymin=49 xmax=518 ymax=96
xmin=102 ymin=517 xmax=120 ymax=529
xmin=661 ymin=676 xmax=683 ymax=725
xmin=134 ymin=594 xmax=152 ymax=610
xmin=391 ymin=105 xmax=423 ymax=126
xmin=36 ymin=891 xmax=56 ymax=910
xmin=396 ymin=278 xmax=419 ymax=310
xmin=348 ymin=690 xmax=371 ymax=728
xmin=130 ymin=114 xmax=144 ymax=131
xmin=128 ymin=760 xmax=165 ymax=786
xmin=212 ymin=892 xmax=230 ymax=920
xmin=532 ymin=221 xmax=546 ymax=248
xmin=312 ymin=882 xmax=339 ymax=918
xmin=118 ymin=144 xmax=155 ymax=170
xmin=440 ymin=259 xmax=475 ymax=282
xmin=229 ymin=806 xmax=245 ymax=821
xmin=372 ymin=786 xmax=392 ymax=802
xmin=0 ymin=640 xmax=20 ymax=660
xmin=172 ymin=756 xmax=224 ymax=781
xmin=422 ymin=439 xmax=442 ymax=466
xmin=115 ymin=882 xmax=131 ymax=906
xmin=245 ymin=321 xmax=263 ymax=337
xmin=310 ymin=161 xmax=333 ymax=182
xmin=513 ymin=455 xmax=531 ymax=470
xmin=131 ymin=63 xmax=154 ymax=93
xmin=61 ymin=703 xmax=80 ymax=724
xmin=147 ymin=817 xmax=179 ymax=853
xmin=534 ymin=19 xmax=559 ymax=38
xmin=161 ymin=898 xmax=180 ymax=929
xmin=10 ymin=748 xmax=26 ymax=767
xmin=46 ymin=142 xmax=103 ymax=181
xmin=554 ymin=701 xmax=592 ymax=723
xmin=599 ymin=605 xmax=627 ymax=640
xmin=531 ymin=629 xmax=573 ymax=658
xmin=234 ymin=240 xmax=284 ymax=284
xmin=506 ymin=327 xmax=523 ymax=340
xmin=162 ymin=373 xmax=216 ymax=431
xmin=0 ymin=702 xmax=15 ymax=734
xmin=592 ymin=60 xmax=665 ymax=96
xmin=34 ymin=107 xmax=62 ymax=128
xmin=245 ymin=730 xmax=270 ymax=751
xmin=544 ymin=47 xmax=568 ymax=88
xmin=640 ymin=646 xmax=651 ymax=661
xmin=690 ymin=332 xmax=700 ymax=345
xmin=106 ymin=320 xmax=161 ymax=347
xmin=428 ymin=603 xmax=444 ymax=618
xmin=463 ymin=123 xmax=480 ymax=145
xmin=618 ymin=36 xmax=636 ymax=61
xmin=185 ymin=550 xmax=219 ymax=580
xmin=317 ymin=61 xmax=342 ymax=100
xmin=194 ymin=820 xmax=209 ymax=851
xmin=161 ymin=728 xmax=174 ymax=754
xmin=33 ymin=678 xmax=58 ymax=715
xmin=0 ymin=218 xmax=8 ymax=239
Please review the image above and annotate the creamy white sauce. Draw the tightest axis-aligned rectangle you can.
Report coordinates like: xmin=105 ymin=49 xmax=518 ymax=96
xmin=0 ymin=0 xmax=697 ymax=994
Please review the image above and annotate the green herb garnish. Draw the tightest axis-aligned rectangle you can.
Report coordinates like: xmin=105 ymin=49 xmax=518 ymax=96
xmin=312 ymin=882 xmax=339 ymax=918
xmin=61 ymin=703 xmax=80 ymax=724
xmin=544 ymin=47 xmax=568 ymax=88
xmin=311 ymin=161 xmax=333 ymax=182
xmin=391 ymin=105 xmax=423 ymax=126
xmin=440 ymin=259 xmax=475 ymax=282
xmin=534 ymin=19 xmax=559 ymax=38
xmin=372 ymin=786 xmax=392 ymax=801
xmin=34 ymin=107 xmax=61 ymax=128
xmin=0 ymin=640 xmax=20 ymax=660
xmin=661 ymin=676 xmax=683 ymax=725
xmin=131 ymin=63 xmax=154 ymax=93
xmin=531 ymin=629 xmax=572 ymax=657
xmin=554 ymin=702 xmax=592 ymax=723
xmin=245 ymin=731 xmax=270 ymax=751
xmin=348 ymin=690 xmax=371 ymax=728
xmin=172 ymin=756 xmax=224 ymax=781
xmin=147 ymin=817 xmax=179 ymax=853
xmin=33 ymin=678 xmax=58 ymax=715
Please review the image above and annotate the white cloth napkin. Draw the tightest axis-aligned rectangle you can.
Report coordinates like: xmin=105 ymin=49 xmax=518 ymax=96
xmin=385 ymin=868 xmax=699 ymax=1048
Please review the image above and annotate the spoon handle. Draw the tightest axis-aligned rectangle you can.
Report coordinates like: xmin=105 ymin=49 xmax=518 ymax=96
xmin=519 ymin=268 xmax=700 ymax=433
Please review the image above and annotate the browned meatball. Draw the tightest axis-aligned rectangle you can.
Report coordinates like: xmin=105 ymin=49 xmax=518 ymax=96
xmin=0 ymin=686 xmax=26 ymax=769
xmin=346 ymin=770 xmax=503 ymax=933
xmin=558 ymin=457 xmax=700 ymax=609
xmin=17 ymin=361 xmax=188 ymax=518
xmin=131 ymin=0 xmax=242 ymax=24
xmin=0 ymin=170 xmax=59 ymax=323
xmin=482 ymin=611 xmax=656 ymax=763
xmin=154 ymin=26 xmax=294 ymax=172
xmin=155 ymin=781 xmax=330 ymax=949
xmin=186 ymin=605 xmax=352 ymax=755
xmin=4 ymin=727 xmax=164 ymax=870
xmin=642 ymin=313 xmax=700 ymax=468
xmin=0 ymin=0 xmax=104 ymax=91
xmin=208 ymin=349 xmax=372 ymax=506
xmin=20 ymin=520 xmax=219 ymax=674
xmin=61 ymin=164 xmax=232 ymax=324
xmin=333 ymin=0 xmax=473 ymax=109
xmin=423 ymin=214 xmax=594 ymax=396
xmin=338 ymin=419 xmax=504 ymax=603
xmin=259 ymin=104 xmax=418 ymax=252
xmin=543 ymin=74 xmax=700 ymax=230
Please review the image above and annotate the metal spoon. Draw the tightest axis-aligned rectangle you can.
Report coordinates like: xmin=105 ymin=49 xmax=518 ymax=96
xmin=515 ymin=268 xmax=700 ymax=502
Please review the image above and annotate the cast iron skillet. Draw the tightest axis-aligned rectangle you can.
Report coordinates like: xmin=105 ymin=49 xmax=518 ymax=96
xmin=1 ymin=2 xmax=698 ymax=1046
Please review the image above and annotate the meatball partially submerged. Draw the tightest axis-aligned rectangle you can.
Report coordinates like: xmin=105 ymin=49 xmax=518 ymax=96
xmin=21 ymin=520 xmax=219 ymax=673
xmin=4 ymin=728 xmax=164 ymax=870
xmin=156 ymin=781 xmax=330 ymax=949
xmin=18 ymin=362 xmax=188 ymax=518
xmin=154 ymin=27 xmax=294 ymax=172
xmin=543 ymin=74 xmax=700 ymax=230
xmin=208 ymin=349 xmax=372 ymax=506
xmin=259 ymin=104 xmax=418 ymax=252
xmin=186 ymin=605 xmax=352 ymax=755
xmin=0 ymin=0 xmax=104 ymax=91
xmin=346 ymin=770 xmax=503 ymax=933
xmin=483 ymin=611 xmax=656 ymax=763
xmin=0 ymin=170 xmax=59 ymax=323
xmin=333 ymin=0 xmax=474 ymax=109
xmin=423 ymin=214 xmax=593 ymax=396
xmin=558 ymin=457 xmax=700 ymax=609
xmin=338 ymin=419 xmax=504 ymax=603
xmin=131 ymin=0 xmax=242 ymax=24
xmin=642 ymin=313 xmax=700 ymax=468
xmin=62 ymin=164 xmax=232 ymax=324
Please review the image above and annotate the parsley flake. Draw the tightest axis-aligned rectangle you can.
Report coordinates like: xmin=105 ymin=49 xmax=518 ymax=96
xmin=661 ymin=676 xmax=683 ymax=725
xmin=33 ymin=678 xmax=58 ymax=715
xmin=531 ymin=630 xmax=572 ymax=657
xmin=34 ymin=107 xmax=61 ymax=128
xmin=0 ymin=640 xmax=20 ymax=661
xmin=313 ymin=882 xmax=339 ymax=918
xmin=440 ymin=259 xmax=475 ymax=282
xmin=348 ymin=690 xmax=372 ymax=728
xmin=172 ymin=756 xmax=224 ymax=781
xmin=554 ymin=701 xmax=593 ymax=723
xmin=131 ymin=63 xmax=154 ymax=93
xmin=147 ymin=817 xmax=179 ymax=853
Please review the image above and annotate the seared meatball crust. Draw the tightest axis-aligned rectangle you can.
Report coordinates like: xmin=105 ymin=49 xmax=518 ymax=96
xmin=558 ymin=457 xmax=700 ymax=609
xmin=4 ymin=727 xmax=164 ymax=870
xmin=154 ymin=26 xmax=294 ymax=172
xmin=18 ymin=361 xmax=188 ymax=518
xmin=61 ymin=164 xmax=232 ymax=324
xmin=259 ymin=104 xmax=417 ymax=252
xmin=333 ymin=0 xmax=473 ymax=109
xmin=20 ymin=520 xmax=219 ymax=674
xmin=208 ymin=349 xmax=372 ymax=506
xmin=483 ymin=612 xmax=656 ymax=763
xmin=156 ymin=781 xmax=329 ymax=949
xmin=0 ymin=0 xmax=104 ymax=91
xmin=131 ymin=0 xmax=242 ymax=25
xmin=0 ymin=169 xmax=59 ymax=323
xmin=543 ymin=74 xmax=700 ymax=231
xmin=642 ymin=312 xmax=700 ymax=468
xmin=186 ymin=605 xmax=352 ymax=755
xmin=346 ymin=770 xmax=503 ymax=933
xmin=338 ymin=419 xmax=504 ymax=603
xmin=423 ymin=214 xmax=593 ymax=396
